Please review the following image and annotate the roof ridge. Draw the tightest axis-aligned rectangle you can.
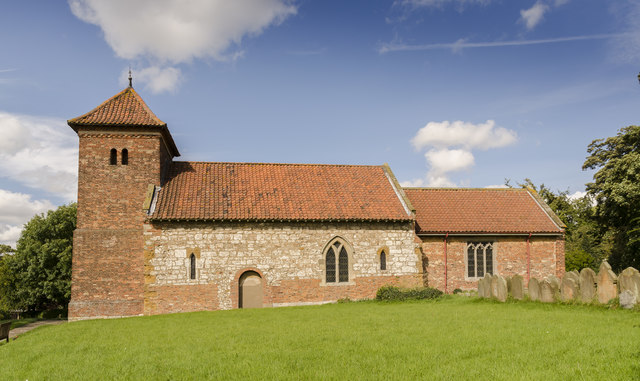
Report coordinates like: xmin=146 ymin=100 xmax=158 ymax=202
xmin=174 ymin=160 xmax=384 ymax=167
xmin=403 ymin=187 xmax=525 ymax=191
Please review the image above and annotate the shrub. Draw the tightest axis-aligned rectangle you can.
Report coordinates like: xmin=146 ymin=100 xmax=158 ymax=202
xmin=453 ymin=288 xmax=463 ymax=294
xmin=376 ymin=286 xmax=443 ymax=301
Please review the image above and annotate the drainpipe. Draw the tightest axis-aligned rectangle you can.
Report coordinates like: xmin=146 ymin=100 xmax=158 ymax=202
xmin=526 ymin=233 xmax=532 ymax=282
xmin=444 ymin=233 xmax=449 ymax=294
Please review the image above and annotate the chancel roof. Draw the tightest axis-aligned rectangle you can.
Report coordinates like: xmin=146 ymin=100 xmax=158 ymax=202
xmin=151 ymin=162 xmax=413 ymax=222
xmin=404 ymin=188 xmax=564 ymax=235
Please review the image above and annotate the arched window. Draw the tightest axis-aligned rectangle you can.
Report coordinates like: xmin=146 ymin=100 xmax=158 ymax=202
xmin=325 ymin=238 xmax=350 ymax=283
xmin=380 ymin=250 xmax=387 ymax=271
xmin=121 ymin=148 xmax=128 ymax=165
xmin=190 ymin=253 xmax=196 ymax=280
xmin=110 ymin=148 xmax=117 ymax=165
xmin=467 ymin=242 xmax=494 ymax=279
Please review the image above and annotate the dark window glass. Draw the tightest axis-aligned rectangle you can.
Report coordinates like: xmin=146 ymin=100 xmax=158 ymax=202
xmin=485 ymin=245 xmax=493 ymax=275
xmin=380 ymin=251 xmax=386 ymax=271
xmin=326 ymin=248 xmax=336 ymax=283
xmin=110 ymin=148 xmax=117 ymax=165
xmin=190 ymin=254 xmax=196 ymax=280
xmin=467 ymin=245 xmax=475 ymax=278
xmin=477 ymin=245 xmax=485 ymax=278
xmin=338 ymin=247 xmax=349 ymax=282
xmin=121 ymin=148 xmax=128 ymax=165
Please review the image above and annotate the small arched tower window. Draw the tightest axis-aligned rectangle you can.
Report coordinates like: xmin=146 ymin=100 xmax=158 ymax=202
xmin=190 ymin=253 xmax=196 ymax=280
xmin=110 ymin=148 xmax=117 ymax=165
xmin=380 ymin=250 xmax=387 ymax=271
xmin=121 ymin=148 xmax=128 ymax=165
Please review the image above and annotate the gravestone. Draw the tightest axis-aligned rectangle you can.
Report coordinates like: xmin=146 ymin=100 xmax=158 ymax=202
xmin=510 ymin=274 xmax=525 ymax=300
xmin=479 ymin=274 xmax=492 ymax=298
xmin=478 ymin=279 xmax=485 ymax=298
xmin=579 ymin=268 xmax=597 ymax=303
xmin=597 ymin=261 xmax=618 ymax=304
xmin=618 ymin=267 xmax=640 ymax=299
xmin=540 ymin=279 xmax=557 ymax=303
xmin=548 ymin=275 xmax=561 ymax=290
xmin=528 ymin=277 xmax=540 ymax=302
xmin=560 ymin=276 xmax=579 ymax=302
xmin=491 ymin=275 xmax=508 ymax=302
xmin=619 ymin=290 xmax=637 ymax=309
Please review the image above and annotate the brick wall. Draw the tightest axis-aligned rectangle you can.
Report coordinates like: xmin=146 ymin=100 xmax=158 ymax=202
xmin=70 ymin=130 xmax=172 ymax=320
xmin=143 ymin=221 xmax=422 ymax=314
xmin=419 ymin=235 xmax=565 ymax=292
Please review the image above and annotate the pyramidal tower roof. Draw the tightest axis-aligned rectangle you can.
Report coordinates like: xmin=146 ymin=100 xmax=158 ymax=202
xmin=68 ymin=85 xmax=180 ymax=157
xmin=68 ymin=86 xmax=166 ymax=128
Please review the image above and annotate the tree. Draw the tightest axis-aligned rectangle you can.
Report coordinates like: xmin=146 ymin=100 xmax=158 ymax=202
xmin=514 ymin=179 xmax=605 ymax=272
xmin=583 ymin=125 xmax=640 ymax=271
xmin=0 ymin=203 xmax=76 ymax=312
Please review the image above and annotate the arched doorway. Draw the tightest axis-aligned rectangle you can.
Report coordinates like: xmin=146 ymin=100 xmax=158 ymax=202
xmin=239 ymin=271 xmax=263 ymax=309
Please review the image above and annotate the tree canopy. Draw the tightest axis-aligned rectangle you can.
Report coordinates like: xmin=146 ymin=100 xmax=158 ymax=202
xmin=0 ymin=203 xmax=76 ymax=312
xmin=583 ymin=125 xmax=640 ymax=271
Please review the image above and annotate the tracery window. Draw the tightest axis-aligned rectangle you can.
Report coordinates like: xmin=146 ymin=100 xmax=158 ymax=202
xmin=467 ymin=242 xmax=494 ymax=279
xmin=325 ymin=239 xmax=350 ymax=283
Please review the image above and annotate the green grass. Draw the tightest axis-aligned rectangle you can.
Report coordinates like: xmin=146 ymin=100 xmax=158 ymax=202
xmin=1 ymin=297 xmax=639 ymax=380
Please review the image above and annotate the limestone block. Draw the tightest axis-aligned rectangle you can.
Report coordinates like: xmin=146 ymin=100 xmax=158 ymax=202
xmin=597 ymin=261 xmax=618 ymax=304
xmin=560 ymin=276 xmax=579 ymax=302
xmin=618 ymin=267 xmax=640 ymax=300
xmin=619 ymin=290 xmax=637 ymax=309
xmin=510 ymin=274 xmax=525 ymax=300
xmin=540 ymin=279 xmax=558 ymax=303
xmin=528 ymin=277 xmax=541 ymax=302
xmin=491 ymin=274 xmax=508 ymax=302
xmin=579 ymin=268 xmax=597 ymax=303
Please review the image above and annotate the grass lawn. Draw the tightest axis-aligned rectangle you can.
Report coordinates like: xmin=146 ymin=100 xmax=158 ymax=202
xmin=0 ymin=297 xmax=638 ymax=380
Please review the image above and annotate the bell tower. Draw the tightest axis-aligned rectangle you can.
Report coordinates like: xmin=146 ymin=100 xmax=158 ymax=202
xmin=68 ymin=84 xmax=179 ymax=319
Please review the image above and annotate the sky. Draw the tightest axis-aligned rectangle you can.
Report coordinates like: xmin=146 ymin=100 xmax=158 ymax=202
xmin=1 ymin=0 xmax=639 ymax=247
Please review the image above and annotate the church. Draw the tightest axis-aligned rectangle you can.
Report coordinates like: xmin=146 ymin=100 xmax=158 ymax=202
xmin=67 ymin=84 xmax=565 ymax=320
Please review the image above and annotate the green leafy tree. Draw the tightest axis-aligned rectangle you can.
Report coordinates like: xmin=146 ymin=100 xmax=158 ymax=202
xmin=514 ymin=179 xmax=604 ymax=271
xmin=0 ymin=203 xmax=76 ymax=312
xmin=583 ymin=125 xmax=640 ymax=271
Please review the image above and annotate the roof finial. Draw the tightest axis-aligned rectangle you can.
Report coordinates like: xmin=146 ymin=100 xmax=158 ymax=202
xmin=128 ymin=66 xmax=133 ymax=88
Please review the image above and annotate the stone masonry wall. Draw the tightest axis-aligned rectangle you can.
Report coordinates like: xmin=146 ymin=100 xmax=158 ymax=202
xmin=420 ymin=235 xmax=564 ymax=292
xmin=143 ymin=221 xmax=422 ymax=314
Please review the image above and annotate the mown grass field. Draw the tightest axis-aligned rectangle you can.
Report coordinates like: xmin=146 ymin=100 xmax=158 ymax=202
xmin=1 ymin=297 xmax=639 ymax=380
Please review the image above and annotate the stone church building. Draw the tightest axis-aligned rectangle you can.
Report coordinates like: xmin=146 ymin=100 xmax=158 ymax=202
xmin=67 ymin=85 xmax=565 ymax=320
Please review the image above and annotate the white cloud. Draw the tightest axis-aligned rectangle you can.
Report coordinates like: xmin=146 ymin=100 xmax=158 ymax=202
xmin=395 ymin=0 xmax=492 ymax=10
xmin=485 ymin=184 xmax=509 ymax=188
xmin=609 ymin=1 xmax=640 ymax=63
xmin=425 ymin=148 xmax=474 ymax=175
xmin=69 ymin=0 xmax=297 ymax=93
xmin=0 ymin=189 xmax=56 ymax=247
xmin=400 ymin=178 xmax=426 ymax=187
xmin=411 ymin=120 xmax=517 ymax=151
xmin=568 ymin=191 xmax=587 ymax=200
xmin=0 ymin=112 xmax=78 ymax=201
xmin=520 ymin=2 xmax=549 ymax=30
xmin=408 ymin=120 xmax=517 ymax=187
xmin=379 ymin=34 xmax=621 ymax=54
xmin=122 ymin=66 xmax=182 ymax=95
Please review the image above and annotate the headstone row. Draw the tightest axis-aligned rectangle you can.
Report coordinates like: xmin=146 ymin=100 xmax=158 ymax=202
xmin=477 ymin=261 xmax=640 ymax=309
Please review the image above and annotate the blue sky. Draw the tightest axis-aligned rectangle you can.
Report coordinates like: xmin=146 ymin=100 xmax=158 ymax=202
xmin=1 ymin=0 xmax=639 ymax=246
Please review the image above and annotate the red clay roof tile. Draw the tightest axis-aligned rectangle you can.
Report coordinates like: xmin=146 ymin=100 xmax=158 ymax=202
xmin=68 ymin=86 xmax=165 ymax=127
xmin=404 ymin=188 xmax=564 ymax=234
xmin=151 ymin=162 xmax=412 ymax=222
